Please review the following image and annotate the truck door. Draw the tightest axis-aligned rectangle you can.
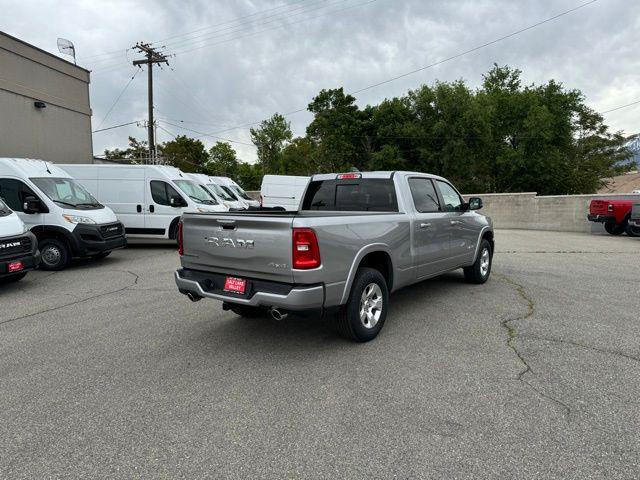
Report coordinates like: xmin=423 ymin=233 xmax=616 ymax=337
xmin=434 ymin=179 xmax=477 ymax=266
xmin=145 ymin=176 xmax=184 ymax=238
xmin=407 ymin=177 xmax=452 ymax=278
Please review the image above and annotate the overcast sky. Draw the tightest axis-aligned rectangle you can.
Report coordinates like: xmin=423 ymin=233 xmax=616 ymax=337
xmin=2 ymin=0 xmax=639 ymax=162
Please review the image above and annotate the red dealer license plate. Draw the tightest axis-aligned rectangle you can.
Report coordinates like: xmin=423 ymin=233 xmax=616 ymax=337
xmin=224 ymin=276 xmax=246 ymax=294
xmin=8 ymin=261 xmax=24 ymax=273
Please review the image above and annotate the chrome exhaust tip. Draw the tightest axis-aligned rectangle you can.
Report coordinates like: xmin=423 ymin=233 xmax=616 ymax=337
xmin=269 ymin=308 xmax=288 ymax=321
xmin=186 ymin=291 xmax=202 ymax=302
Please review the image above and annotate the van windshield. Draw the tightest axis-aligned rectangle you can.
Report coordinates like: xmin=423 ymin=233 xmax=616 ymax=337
xmin=221 ymin=185 xmax=241 ymax=201
xmin=30 ymin=177 xmax=103 ymax=209
xmin=230 ymin=185 xmax=253 ymax=201
xmin=207 ymin=183 xmax=235 ymax=201
xmin=174 ymin=180 xmax=218 ymax=205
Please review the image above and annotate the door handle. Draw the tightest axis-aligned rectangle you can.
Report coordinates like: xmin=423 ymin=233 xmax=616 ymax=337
xmin=450 ymin=220 xmax=461 ymax=225
xmin=149 ymin=205 xmax=155 ymax=213
xmin=418 ymin=222 xmax=431 ymax=229
xmin=136 ymin=204 xmax=142 ymax=213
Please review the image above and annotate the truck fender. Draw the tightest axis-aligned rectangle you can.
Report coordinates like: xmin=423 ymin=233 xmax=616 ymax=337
xmin=470 ymin=226 xmax=494 ymax=265
xmin=340 ymin=243 xmax=394 ymax=305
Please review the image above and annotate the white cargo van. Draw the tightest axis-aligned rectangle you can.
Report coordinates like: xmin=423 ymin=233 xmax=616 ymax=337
xmin=260 ymin=175 xmax=310 ymax=210
xmin=59 ymin=164 xmax=226 ymax=241
xmin=0 ymin=158 xmax=126 ymax=270
xmin=186 ymin=173 xmax=245 ymax=210
xmin=210 ymin=176 xmax=260 ymax=208
xmin=0 ymin=197 xmax=40 ymax=282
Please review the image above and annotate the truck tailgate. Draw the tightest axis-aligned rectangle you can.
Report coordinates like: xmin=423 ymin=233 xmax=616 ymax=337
xmin=181 ymin=213 xmax=295 ymax=283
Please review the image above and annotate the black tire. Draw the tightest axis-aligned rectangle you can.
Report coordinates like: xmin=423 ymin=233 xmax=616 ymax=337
xmin=335 ymin=267 xmax=388 ymax=342
xmin=1 ymin=272 xmax=27 ymax=283
xmin=229 ymin=305 xmax=265 ymax=318
xmin=92 ymin=251 xmax=111 ymax=260
xmin=464 ymin=239 xmax=492 ymax=284
xmin=625 ymin=224 xmax=640 ymax=237
xmin=604 ymin=221 xmax=625 ymax=235
xmin=169 ymin=220 xmax=180 ymax=243
xmin=39 ymin=238 xmax=70 ymax=271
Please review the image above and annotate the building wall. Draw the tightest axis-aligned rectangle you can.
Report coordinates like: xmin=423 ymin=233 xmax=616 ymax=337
xmin=0 ymin=32 xmax=92 ymax=164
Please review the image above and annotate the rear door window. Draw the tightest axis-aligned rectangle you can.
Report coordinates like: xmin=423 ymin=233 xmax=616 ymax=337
xmin=302 ymin=179 xmax=398 ymax=212
xmin=408 ymin=178 xmax=440 ymax=213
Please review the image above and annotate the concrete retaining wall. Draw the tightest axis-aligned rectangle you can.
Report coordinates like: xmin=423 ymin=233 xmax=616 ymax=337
xmin=463 ymin=192 xmax=640 ymax=233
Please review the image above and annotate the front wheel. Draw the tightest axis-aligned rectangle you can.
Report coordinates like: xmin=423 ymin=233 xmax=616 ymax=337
xmin=39 ymin=238 xmax=70 ymax=271
xmin=335 ymin=267 xmax=388 ymax=342
xmin=604 ymin=221 xmax=625 ymax=235
xmin=464 ymin=239 xmax=492 ymax=284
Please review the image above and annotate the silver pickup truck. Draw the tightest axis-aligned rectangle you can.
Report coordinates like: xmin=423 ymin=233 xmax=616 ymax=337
xmin=175 ymin=171 xmax=494 ymax=341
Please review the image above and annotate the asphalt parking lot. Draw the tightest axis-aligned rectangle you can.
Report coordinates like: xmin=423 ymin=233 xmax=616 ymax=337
xmin=1 ymin=230 xmax=639 ymax=479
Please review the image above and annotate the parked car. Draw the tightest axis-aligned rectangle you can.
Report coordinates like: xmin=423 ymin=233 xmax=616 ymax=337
xmin=59 ymin=164 xmax=226 ymax=241
xmin=0 ymin=158 xmax=126 ymax=270
xmin=0 ymin=197 xmax=40 ymax=282
xmin=587 ymin=198 xmax=636 ymax=235
xmin=210 ymin=176 xmax=260 ymax=208
xmin=628 ymin=202 xmax=640 ymax=236
xmin=260 ymin=175 xmax=310 ymax=211
xmin=186 ymin=173 xmax=244 ymax=210
xmin=175 ymin=171 xmax=494 ymax=342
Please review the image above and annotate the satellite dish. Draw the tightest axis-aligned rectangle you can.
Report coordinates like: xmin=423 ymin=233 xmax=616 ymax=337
xmin=57 ymin=38 xmax=76 ymax=64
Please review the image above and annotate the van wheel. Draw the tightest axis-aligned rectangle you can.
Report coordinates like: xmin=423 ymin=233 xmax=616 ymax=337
xmin=604 ymin=221 xmax=625 ymax=235
xmin=39 ymin=239 xmax=70 ymax=271
xmin=335 ymin=267 xmax=388 ymax=342
xmin=464 ymin=239 xmax=492 ymax=284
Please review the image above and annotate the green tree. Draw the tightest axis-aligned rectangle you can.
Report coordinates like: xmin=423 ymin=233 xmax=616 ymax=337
xmin=161 ymin=135 xmax=209 ymax=173
xmin=206 ymin=142 xmax=239 ymax=178
xmin=103 ymin=136 xmax=150 ymax=162
xmin=236 ymin=162 xmax=262 ymax=191
xmin=250 ymin=113 xmax=292 ymax=174
xmin=280 ymin=137 xmax=317 ymax=175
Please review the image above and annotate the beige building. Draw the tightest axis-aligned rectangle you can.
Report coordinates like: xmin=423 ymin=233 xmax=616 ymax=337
xmin=0 ymin=31 xmax=92 ymax=163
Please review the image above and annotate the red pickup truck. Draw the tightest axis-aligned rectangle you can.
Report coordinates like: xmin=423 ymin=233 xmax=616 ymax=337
xmin=588 ymin=199 xmax=639 ymax=236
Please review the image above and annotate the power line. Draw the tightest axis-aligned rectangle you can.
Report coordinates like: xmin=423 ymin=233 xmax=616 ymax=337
xmin=92 ymin=120 xmax=140 ymax=134
xmin=192 ymin=0 xmax=600 ymax=139
xmin=601 ymin=99 xmax=640 ymax=114
xmin=94 ymin=70 xmax=140 ymax=130
xmin=160 ymin=120 xmax=255 ymax=147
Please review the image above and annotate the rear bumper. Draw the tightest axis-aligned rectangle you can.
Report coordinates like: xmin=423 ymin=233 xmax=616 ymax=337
xmin=587 ymin=214 xmax=615 ymax=223
xmin=175 ymin=268 xmax=324 ymax=310
xmin=0 ymin=231 xmax=40 ymax=277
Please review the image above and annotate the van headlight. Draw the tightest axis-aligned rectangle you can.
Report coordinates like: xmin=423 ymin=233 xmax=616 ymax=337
xmin=62 ymin=214 xmax=96 ymax=224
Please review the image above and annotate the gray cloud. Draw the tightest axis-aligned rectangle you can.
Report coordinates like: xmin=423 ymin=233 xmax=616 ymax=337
xmin=2 ymin=0 xmax=638 ymax=162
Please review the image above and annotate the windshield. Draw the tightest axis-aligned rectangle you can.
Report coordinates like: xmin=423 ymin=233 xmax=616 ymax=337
xmin=221 ymin=185 xmax=241 ymax=201
xmin=207 ymin=183 xmax=235 ymax=202
xmin=174 ymin=180 xmax=218 ymax=205
xmin=30 ymin=177 xmax=102 ymax=209
xmin=231 ymin=184 xmax=253 ymax=201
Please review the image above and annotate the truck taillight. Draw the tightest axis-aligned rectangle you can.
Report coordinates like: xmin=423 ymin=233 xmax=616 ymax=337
xmin=178 ymin=221 xmax=184 ymax=256
xmin=292 ymin=228 xmax=321 ymax=269
xmin=608 ymin=204 xmax=614 ymax=212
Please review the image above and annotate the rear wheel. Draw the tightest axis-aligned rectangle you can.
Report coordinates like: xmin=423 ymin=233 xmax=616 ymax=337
xmin=335 ymin=267 xmax=388 ymax=342
xmin=604 ymin=221 xmax=625 ymax=235
xmin=464 ymin=239 xmax=492 ymax=284
xmin=39 ymin=238 xmax=70 ymax=271
xmin=625 ymin=224 xmax=640 ymax=237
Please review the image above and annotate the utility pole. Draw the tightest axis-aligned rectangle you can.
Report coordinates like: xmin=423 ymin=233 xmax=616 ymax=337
xmin=132 ymin=43 xmax=168 ymax=164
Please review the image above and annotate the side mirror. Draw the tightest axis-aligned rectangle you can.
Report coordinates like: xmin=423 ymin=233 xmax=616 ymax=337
xmin=468 ymin=197 xmax=483 ymax=210
xmin=23 ymin=195 xmax=42 ymax=214
xmin=170 ymin=195 xmax=186 ymax=208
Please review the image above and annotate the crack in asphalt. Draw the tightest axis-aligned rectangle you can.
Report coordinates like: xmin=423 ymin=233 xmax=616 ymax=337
xmin=524 ymin=334 xmax=640 ymax=364
xmin=497 ymin=273 xmax=572 ymax=417
xmin=0 ymin=269 xmax=140 ymax=327
xmin=501 ymin=250 xmax=639 ymax=254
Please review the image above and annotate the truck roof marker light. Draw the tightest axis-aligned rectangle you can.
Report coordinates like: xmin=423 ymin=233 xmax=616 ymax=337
xmin=337 ymin=173 xmax=361 ymax=180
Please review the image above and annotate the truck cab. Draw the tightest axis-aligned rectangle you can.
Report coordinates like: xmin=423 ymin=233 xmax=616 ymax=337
xmin=0 ymin=158 xmax=126 ymax=270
